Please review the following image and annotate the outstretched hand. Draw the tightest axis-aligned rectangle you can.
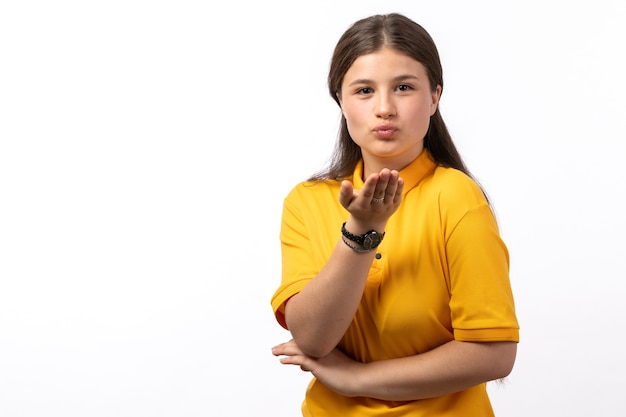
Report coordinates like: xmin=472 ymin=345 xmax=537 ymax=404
xmin=339 ymin=168 xmax=404 ymax=228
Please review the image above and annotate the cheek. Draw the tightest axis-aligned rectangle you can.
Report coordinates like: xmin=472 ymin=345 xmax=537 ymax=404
xmin=408 ymin=97 xmax=435 ymax=119
xmin=342 ymin=103 xmax=367 ymax=125
xmin=342 ymin=107 xmax=369 ymax=143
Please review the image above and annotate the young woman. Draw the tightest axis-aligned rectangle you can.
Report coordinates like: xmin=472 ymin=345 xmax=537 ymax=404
xmin=271 ymin=13 xmax=519 ymax=416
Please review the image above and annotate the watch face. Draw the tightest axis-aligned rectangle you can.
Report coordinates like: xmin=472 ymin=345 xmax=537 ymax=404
xmin=363 ymin=231 xmax=382 ymax=250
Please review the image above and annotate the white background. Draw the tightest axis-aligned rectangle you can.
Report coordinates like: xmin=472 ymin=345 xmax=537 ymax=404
xmin=1 ymin=0 xmax=625 ymax=416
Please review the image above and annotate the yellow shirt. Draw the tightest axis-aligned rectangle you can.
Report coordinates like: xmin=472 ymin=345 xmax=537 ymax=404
xmin=271 ymin=151 xmax=519 ymax=416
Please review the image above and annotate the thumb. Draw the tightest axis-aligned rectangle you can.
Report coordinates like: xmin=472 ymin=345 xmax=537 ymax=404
xmin=338 ymin=180 xmax=355 ymax=209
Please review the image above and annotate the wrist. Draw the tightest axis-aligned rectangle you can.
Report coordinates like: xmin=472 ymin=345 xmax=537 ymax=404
xmin=341 ymin=236 xmax=376 ymax=254
xmin=343 ymin=218 xmax=386 ymax=236
xmin=344 ymin=361 xmax=368 ymax=397
xmin=341 ymin=222 xmax=385 ymax=253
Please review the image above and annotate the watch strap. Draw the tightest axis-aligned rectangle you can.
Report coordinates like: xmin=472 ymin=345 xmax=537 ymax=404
xmin=341 ymin=236 xmax=375 ymax=253
xmin=341 ymin=222 xmax=365 ymax=245
xmin=341 ymin=222 xmax=385 ymax=249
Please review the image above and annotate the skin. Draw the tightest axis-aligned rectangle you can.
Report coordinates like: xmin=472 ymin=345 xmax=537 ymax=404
xmin=340 ymin=46 xmax=441 ymax=179
xmin=272 ymin=46 xmax=517 ymax=401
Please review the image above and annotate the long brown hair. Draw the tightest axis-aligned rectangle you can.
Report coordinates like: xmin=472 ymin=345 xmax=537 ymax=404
xmin=310 ymin=13 xmax=473 ymax=183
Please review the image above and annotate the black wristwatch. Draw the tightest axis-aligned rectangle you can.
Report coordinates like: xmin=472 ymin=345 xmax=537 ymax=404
xmin=341 ymin=222 xmax=385 ymax=251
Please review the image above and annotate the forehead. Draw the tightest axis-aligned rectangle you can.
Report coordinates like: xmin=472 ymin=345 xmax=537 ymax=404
xmin=344 ymin=47 xmax=428 ymax=82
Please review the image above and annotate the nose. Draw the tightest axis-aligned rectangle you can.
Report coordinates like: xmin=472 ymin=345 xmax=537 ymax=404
xmin=375 ymin=92 xmax=396 ymax=119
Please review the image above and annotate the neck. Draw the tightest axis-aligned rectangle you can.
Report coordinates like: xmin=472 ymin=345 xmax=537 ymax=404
xmin=362 ymin=148 xmax=424 ymax=179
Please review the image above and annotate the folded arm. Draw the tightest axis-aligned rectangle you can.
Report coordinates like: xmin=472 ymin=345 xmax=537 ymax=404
xmin=272 ymin=338 xmax=517 ymax=401
xmin=285 ymin=171 xmax=403 ymax=358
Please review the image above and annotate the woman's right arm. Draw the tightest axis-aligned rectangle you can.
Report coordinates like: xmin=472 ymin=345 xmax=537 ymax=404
xmin=284 ymin=235 xmax=377 ymax=358
xmin=284 ymin=169 xmax=403 ymax=358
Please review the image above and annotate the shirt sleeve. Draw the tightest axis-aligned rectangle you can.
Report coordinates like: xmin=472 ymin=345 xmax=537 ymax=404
xmin=447 ymin=202 xmax=520 ymax=342
xmin=270 ymin=188 xmax=317 ymax=329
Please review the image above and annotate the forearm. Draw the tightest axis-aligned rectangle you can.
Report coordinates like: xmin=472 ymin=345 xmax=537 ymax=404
xmin=285 ymin=238 xmax=376 ymax=357
xmin=351 ymin=341 xmax=517 ymax=401
xmin=284 ymin=173 xmax=401 ymax=358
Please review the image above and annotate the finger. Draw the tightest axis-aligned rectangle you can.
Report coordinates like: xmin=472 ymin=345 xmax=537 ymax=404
xmin=338 ymin=180 xmax=355 ymax=209
xmin=362 ymin=173 xmax=383 ymax=203
xmin=275 ymin=343 xmax=306 ymax=359
xmin=392 ymin=177 xmax=404 ymax=204
xmin=271 ymin=339 xmax=296 ymax=356
xmin=279 ymin=355 xmax=312 ymax=372
xmin=271 ymin=344 xmax=285 ymax=356
xmin=381 ymin=171 xmax=400 ymax=202
xmin=375 ymin=169 xmax=391 ymax=198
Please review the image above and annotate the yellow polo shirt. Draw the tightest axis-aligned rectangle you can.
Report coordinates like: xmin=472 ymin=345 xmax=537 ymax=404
xmin=271 ymin=150 xmax=519 ymax=416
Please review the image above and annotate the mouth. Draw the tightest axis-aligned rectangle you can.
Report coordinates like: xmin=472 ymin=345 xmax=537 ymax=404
xmin=373 ymin=124 xmax=397 ymax=139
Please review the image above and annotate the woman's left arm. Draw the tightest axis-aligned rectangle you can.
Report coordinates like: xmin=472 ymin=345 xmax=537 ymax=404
xmin=272 ymin=339 xmax=517 ymax=401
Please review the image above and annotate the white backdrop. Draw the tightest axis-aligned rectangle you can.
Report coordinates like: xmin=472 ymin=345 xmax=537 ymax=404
xmin=1 ymin=1 xmax=625 ymax=416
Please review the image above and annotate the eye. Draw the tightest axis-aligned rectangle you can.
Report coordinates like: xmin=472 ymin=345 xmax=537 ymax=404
xmin=397 ymin=84 xmax=414 ymax=92
xmin=356 ymin=87 xmax=373 ymax=95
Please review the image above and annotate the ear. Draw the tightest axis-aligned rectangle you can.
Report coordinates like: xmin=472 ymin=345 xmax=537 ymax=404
xmin=430 ymin=85 xmax=442 ymax=116
xmin=336 ymin=90 xmax=346 ymax=116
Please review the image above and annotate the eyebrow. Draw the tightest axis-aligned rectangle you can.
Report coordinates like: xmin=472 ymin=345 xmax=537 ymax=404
xmin=347 ymin=74 xmax=421 ymax=87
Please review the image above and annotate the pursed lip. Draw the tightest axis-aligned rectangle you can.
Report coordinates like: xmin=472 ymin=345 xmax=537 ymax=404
xmin=373 ymin=123 xmax=398 ymax=139
xmin=373 ymin=123 xmax=397 ymax=132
